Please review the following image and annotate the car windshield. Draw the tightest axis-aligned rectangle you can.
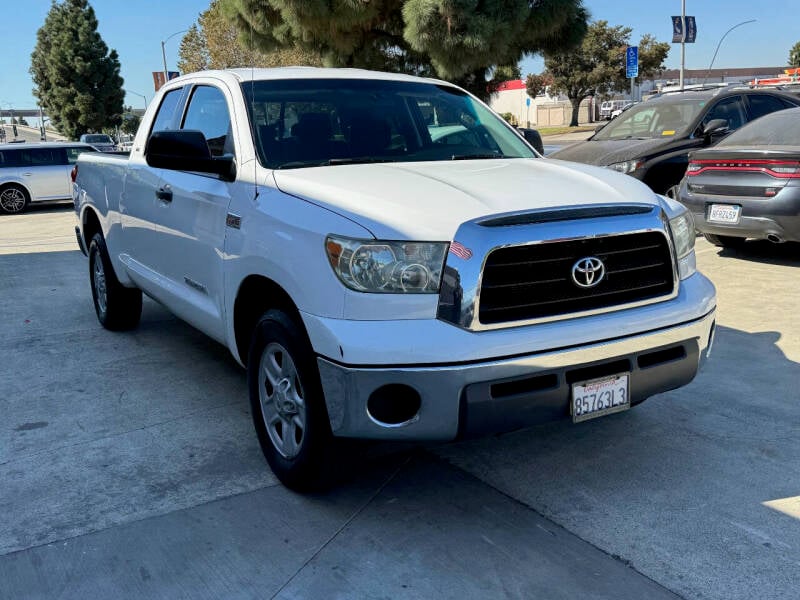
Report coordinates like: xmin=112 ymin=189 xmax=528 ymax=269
xmin=84 ymin=135 xmax=112 ymax=143
xmin=242 ymin=78 xmax=536 ymax=169
xmin=592 ymin=99 xmax=706 ymax=141
xmin=716 ymin=107 xmax=800 ymax=147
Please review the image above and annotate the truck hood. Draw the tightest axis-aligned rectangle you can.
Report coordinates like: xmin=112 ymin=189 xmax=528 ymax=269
xmin=272 ymin=158 xmax=660 ymax=240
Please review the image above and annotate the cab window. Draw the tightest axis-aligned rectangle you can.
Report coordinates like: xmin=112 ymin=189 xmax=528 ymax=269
xmin=747 ymin=94 xmax=789 ymax=121
xmin=181 ymin=85 xmax=233 ymax=157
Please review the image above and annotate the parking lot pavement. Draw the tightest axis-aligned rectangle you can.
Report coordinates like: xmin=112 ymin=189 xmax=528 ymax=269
xmin=1 ymin=207 xmax=798 ymax=599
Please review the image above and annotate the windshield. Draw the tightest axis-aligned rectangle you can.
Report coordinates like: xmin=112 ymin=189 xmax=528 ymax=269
xmin=84 ymin=135 xmax=113 ymax=143
xmin=593 ymin=99 xmax=706 ymax=141
xmin=717 ymin=107 xmax=800 ymax=147
xmin=242 ymin=78 xmax=536 ymax=169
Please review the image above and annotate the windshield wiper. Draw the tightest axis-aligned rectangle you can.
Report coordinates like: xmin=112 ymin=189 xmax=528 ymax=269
xmin=326 ymin=157 xmax=396 ymax=165
xmin=275 ymin=160 xmax=328 ymax=169
xmin=451 ymin=153 xmax=506 ymax=160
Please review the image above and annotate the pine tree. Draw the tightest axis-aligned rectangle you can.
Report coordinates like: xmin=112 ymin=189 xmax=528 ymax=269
xmin=789 ymin=41 xmax=800 ymax=68
xmin=177 ymin=24 xmax=210 ymax=74
xmin=30 ymin=0 xmax=124 ymax=139
xmin=221 ymin=0 xmax=589 ymax=100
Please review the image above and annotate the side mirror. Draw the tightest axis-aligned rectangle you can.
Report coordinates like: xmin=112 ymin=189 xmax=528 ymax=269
xmin=519 ymin=128 xmax=544 ymax=155
xmin=702 ymin=118 xmax=729 ymax=139
xmin=146 ymin=130 xmax=236 ymax=181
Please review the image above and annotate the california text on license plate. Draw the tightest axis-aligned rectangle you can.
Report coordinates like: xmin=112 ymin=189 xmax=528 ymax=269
xmin=572 ymin=374 xmax=630 ymax=423
xmin=708 ymin=204 xmax=741 ymax=224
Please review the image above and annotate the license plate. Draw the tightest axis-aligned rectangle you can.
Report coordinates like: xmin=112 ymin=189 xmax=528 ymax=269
xmin=708 ymin=204 xmax=741 ymax=224
xmin=572 ymin=374 xmax=629 ymax=423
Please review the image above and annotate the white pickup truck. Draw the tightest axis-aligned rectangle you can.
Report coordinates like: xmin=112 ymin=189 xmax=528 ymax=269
xmin=73 ymin=68 xmax=716 ymax=490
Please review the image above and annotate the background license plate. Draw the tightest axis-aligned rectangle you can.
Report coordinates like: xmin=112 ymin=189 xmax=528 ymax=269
xmin=572 ymin=374 xmax=629 ymax=423
xmin=708 ymin=204 xmax=741 ymax=224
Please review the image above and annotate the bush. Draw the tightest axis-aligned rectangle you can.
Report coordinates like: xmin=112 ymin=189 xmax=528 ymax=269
xmin=500 ymin=112 xmax=518 ymax=126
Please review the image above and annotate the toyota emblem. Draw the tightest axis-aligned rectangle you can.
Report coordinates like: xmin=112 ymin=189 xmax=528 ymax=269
xmin=572 ymin=257 xmax=605 ymax=288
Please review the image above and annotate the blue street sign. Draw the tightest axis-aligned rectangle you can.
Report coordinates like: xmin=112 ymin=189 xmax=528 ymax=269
xmin=626 ymin=46 xmax=638 ymax=79
xmin=526 ymin=97 xmax=531 ymax=107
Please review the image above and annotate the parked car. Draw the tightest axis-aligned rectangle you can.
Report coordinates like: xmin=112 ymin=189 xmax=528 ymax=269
xmin=0 ymin=142 xmax=97 ymax=214
xmin=79 ymin=133 xmax=117 ymax=152
xmin=599 ymin=99 xmax=627 ymax=120
xmin=678 ymin=106 xmax=800 ymax=247
xmin=550 ymin=87 xmax=800 ymax=197
xmin=73 ymin=68 xmax=715 ymax=490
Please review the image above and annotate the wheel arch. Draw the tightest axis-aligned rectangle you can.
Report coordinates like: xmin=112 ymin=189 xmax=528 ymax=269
xmin=233 ymin=274 xmax=307 ymax=367
xmin=81 ymin=206 xmax=103 ymax=251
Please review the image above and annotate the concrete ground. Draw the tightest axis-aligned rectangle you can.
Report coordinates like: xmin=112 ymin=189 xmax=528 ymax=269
xmin=1 ymin=205 xmax=798 ymax=599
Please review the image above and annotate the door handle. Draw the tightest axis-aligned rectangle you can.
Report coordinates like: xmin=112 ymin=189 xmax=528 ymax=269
xmin=22 ymin=172 xmax=33 ymax=176
xmin=155 ymin=186 xmax=173 ymax=202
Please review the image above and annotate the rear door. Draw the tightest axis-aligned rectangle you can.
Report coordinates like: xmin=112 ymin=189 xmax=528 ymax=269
xmin=119 ymin=86 xmax=186 ymax=278
xmin=24 ymin=147 xmax=68 ymax=201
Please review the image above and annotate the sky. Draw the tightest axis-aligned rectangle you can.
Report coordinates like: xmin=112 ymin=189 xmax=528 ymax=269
xmin=1 ymin=0 xmax=797 ymax=116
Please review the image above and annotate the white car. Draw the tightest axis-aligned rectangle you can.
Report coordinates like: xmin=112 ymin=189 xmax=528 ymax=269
xmin=0 ymin=142 xmax=97 ymax=213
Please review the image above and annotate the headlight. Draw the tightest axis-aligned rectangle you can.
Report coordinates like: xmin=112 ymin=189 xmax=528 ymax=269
xmin=606 ymin=160 xmax=644 ymax=174
xmin=669 ymin=210 xmax=696 ymax=279
xmin=325 ymin=236 xmax=448 ymax=293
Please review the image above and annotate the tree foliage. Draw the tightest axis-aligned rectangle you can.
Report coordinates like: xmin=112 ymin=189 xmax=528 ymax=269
xmin=789 ymin=41 xmax=800 ymax=67
xmin=544 ymin=21 xmax=669 ymax=126
xmin=30 ymin=0 xmax=124 ymax=139
xmin=220 ymin=0 xmax=589 ymax=99
xmin=525 ymin=73 xmax=553 ymax=98
xmin=178 ymin=0 xmax=321 ymax=74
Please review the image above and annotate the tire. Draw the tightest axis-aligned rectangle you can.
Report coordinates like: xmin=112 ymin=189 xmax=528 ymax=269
xmin=248 ymin=309 xmax=333 ymax=491
xmin=88 ymin=233 xmax=142 ymax=330
xmin=703 ymin=233 xmax=747 ymax=248
xmin=0 ymin=184 xmax=29 ymax=214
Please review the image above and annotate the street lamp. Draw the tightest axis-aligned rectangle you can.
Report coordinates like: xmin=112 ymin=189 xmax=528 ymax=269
xmin=161 ymin=29 xmax=189 ymax=86
xmin=124 ymin=89 xmax=148 ymax=112
xmin=701 ymin=20 xmax=756 ymax=86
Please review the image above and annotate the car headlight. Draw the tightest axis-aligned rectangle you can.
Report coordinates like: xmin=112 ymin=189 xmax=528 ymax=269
xmin=325 ymin=236 xmax=448 ymax=293
xmin=606 ymin=160 xmax=644 ymax=174
xmin=669 ymin=209 xmax=696 ymax=280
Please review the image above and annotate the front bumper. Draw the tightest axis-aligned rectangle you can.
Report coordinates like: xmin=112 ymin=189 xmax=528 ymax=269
xmin=317 ymin=308 xmax=716 ymax=441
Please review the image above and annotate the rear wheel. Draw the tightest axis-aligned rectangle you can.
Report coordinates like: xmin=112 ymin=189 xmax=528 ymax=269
xmin=248 ymin=309 xmax=333 ymax=491
xmin=703 ymin=233 xmax=747 ymax=248
xmin=0 ymin=184 xmax=29 ymax=214
xmin=88 ymin=233 xmax=142 ymax=330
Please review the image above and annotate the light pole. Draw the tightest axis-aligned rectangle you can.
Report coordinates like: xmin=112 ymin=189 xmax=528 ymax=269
xmin=124 ymin=89 xmax=148 ymax=112
xmin=702 ymin=20 xmax=756 ymax=86
xmin=161 ymin=29 xmax=189 ymax=87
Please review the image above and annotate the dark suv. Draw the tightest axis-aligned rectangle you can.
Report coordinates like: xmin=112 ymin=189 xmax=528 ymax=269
xmin=549 ymin=87 xmax=800 ymax=197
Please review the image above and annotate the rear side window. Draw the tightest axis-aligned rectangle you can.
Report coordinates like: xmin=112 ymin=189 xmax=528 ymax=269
xmin=151 ymin=88 xmax=184 ymax=134
xmin=29 ymin=148 xmax=63 ymax=166
xmin=0 ymin=149 xmax=27 ymax=167
xmin=182 ymin=85 xmax=233 ymax=157
xmin=747 ymin=95 xmax=789 ymax=121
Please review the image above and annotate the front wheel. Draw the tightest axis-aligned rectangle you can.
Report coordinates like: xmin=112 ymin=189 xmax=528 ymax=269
xmin=88 ymin=233 xmax=142 ymax=330
xmin=703 ymin=233 xmax=747 ymax=248
xmin=248 ymin=309 xmax=333 ymax=491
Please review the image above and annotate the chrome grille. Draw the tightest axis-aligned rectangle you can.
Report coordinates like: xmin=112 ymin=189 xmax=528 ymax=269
xmin=478 ymin=232 xmax=675 ymax=325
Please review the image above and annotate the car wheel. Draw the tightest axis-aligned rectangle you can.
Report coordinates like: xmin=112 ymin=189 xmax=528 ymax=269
xmin=0 ymin=184 xmax=29 ymax=214
xmin=703 ymin=233 xmax=747 ymax=248
xmin=665 ymin=185 xmax=681 ymax=200
xmin=248 ymin=309 xmax=333 ymax=491
xmin=88 ymin=233 xmax=142 ymax=330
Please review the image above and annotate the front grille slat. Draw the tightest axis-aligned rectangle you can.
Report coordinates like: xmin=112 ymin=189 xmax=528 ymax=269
xmin=478 ymin=231 xmax=675 ymax=324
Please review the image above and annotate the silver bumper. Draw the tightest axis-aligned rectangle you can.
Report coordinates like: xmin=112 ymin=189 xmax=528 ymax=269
xmin=318 ymin=308 xmax=716 ymax=441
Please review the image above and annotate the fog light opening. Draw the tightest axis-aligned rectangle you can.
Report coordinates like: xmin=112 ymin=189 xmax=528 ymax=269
xmin=367 ymin=384 xmax=421 ymax=427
